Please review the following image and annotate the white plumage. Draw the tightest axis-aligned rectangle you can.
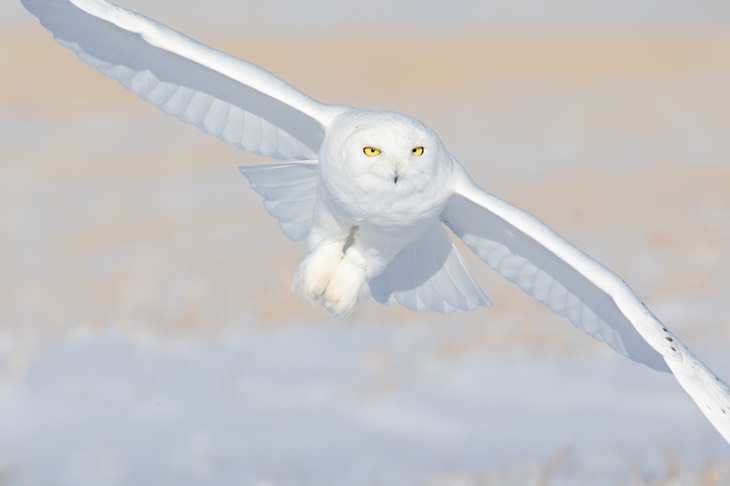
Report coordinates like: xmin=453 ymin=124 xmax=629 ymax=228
xmin=22 ymin=0 xmax=730 ymax=443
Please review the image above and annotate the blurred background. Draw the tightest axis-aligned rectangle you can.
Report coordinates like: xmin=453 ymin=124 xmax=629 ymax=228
xmin=2 ymin=0 xmax=730 ymax=483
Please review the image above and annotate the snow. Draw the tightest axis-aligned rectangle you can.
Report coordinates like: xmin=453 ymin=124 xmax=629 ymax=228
xmin=1 ymin=326 xmax=727 ymax=485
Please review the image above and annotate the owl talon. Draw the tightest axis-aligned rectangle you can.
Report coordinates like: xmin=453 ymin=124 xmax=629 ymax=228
xmin=292 ymin=237 xmax=369 ymax=315
xmin=321 ymin=257 xmax=368 ymax=316
xmin=292 ymin=241 xmax=341 ymax=301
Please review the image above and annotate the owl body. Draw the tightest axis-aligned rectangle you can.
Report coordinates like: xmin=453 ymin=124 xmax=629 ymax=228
xmin=293 ymin=110 xmax=456 ymax=314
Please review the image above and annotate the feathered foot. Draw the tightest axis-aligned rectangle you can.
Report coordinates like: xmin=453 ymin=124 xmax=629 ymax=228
xmin=292 ymin=238 xmax=369 ymax=316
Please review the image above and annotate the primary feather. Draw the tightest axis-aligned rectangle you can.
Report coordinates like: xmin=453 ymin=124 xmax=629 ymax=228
xmin=23 ymin=0 xmax=730 ymax=443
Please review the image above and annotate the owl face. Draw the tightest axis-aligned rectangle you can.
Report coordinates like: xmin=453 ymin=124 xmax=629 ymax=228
xmin=321 ymin=110 xmax=452 ymax=191
xmin=319 ymin=110 xmax=455 ymax=225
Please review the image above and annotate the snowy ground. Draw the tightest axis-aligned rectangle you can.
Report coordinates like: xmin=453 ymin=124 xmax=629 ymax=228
xmin=1 ymin=327 xmax=729 ymax=485
xmin=3 ymin=1 xmax=730 ymax=484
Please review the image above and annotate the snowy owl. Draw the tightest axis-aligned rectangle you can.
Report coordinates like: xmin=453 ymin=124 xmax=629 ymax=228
xmin=22 ymin=0 xmax=730 ymax=443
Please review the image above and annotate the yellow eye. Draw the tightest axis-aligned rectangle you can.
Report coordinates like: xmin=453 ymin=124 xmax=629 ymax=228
xmin=412 ymin=146 xmax=424 ymax=156
xmin=363 ymin=146 xmax=381 ymax=157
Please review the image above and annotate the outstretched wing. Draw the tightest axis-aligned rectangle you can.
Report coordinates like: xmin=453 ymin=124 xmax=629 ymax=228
xmin=442 ymin=161 xmax=730 ymax=442
xmin=22 ymin=0 xmax=347 ymax=160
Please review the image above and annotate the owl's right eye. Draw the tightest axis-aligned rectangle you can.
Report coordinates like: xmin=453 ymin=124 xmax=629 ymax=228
xmin=363 ymin=146 xmax=381 ymax=157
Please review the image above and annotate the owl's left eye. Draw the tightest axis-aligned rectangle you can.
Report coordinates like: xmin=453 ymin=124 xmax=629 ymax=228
xmin=412 ymin=146 xmax=424 ymax=156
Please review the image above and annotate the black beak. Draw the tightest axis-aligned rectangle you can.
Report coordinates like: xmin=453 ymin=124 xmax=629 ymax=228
xmin=393 ymin=171 xmax=400 ymax=184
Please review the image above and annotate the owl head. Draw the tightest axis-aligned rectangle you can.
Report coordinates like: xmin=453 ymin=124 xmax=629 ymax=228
xmin=320 ymin=110 xmax=453 ymax=193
